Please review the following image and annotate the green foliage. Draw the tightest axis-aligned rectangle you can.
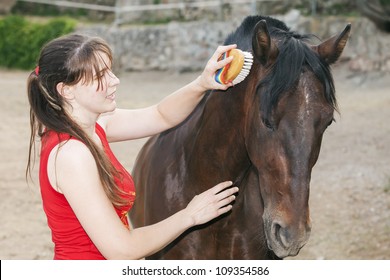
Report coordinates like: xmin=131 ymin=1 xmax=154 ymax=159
xmin=0 ymin=16 xmax=76 ymax=70
xmin=380 ymin=0 xmax=390 ymax=6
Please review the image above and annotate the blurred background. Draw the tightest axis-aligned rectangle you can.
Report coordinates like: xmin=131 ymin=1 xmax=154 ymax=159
xmin=0 ymin=0 xmax=389 ymax=260
xmin=1 ymin=0 xmax=390 ymax=72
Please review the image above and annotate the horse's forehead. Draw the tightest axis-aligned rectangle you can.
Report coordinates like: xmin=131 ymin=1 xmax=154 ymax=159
xmin=299 ymin=71 xmax=328 ymax=100
xmin=294 ymin=72 xmax=334 ymax=118
xmin=270 ymin=71 xmax=328 ymax=114
xmin=300 ymin=70 xmax=322 ymax=91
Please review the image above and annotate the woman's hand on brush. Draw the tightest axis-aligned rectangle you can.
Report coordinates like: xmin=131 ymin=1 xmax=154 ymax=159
xmin=195 ymin=44 xmax=237 ymax=91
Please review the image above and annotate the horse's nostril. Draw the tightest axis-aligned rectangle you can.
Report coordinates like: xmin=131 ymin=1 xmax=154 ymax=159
xmin=306 ymin=222 xmax=312 ymax=234
xmin=272 ymin=222 xmax=291 ymax=249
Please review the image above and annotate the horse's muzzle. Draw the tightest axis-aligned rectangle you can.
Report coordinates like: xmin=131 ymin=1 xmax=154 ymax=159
xmin=265 ymin=217 xmax=312 ymax=258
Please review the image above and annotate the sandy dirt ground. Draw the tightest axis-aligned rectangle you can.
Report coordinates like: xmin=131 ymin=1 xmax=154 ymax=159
xmin=0 ymin=64 xmax=389 ymax=260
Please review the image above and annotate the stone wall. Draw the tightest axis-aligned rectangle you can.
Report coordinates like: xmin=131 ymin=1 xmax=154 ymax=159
xmin=0 ymin=0 xmax=17 ymax=14
xmin=78 ymin=12 xmax=390 ymax=73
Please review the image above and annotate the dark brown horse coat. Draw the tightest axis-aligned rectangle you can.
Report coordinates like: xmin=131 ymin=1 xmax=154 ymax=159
xmin=130 ymin=15 xmax=351 ymax=259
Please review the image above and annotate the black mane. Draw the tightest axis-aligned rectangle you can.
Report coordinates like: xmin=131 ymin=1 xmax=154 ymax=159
xmin=225 ymin=15 xmax=336 ymax=120
xmin=224 ymin=15 xmax=289 ymax=49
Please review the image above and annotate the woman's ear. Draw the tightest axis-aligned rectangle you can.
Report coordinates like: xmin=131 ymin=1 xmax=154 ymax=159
xmin=56 ymin=82 xmax=73 ymax=100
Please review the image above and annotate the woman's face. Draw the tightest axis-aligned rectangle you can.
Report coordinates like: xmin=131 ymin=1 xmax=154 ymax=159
xmin=69 ymin=51 xmax=120 ymax=117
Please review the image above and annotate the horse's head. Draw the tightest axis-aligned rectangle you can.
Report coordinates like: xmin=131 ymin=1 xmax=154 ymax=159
xmin=235 ymin=17 xmax=351 ymax=258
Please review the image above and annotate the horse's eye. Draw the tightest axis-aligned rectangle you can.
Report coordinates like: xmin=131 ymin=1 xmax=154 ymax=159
xmin=326 ymin=118 xmax=335 ymax=128
xmin=262 ymin=118 xmax=274 ymax=130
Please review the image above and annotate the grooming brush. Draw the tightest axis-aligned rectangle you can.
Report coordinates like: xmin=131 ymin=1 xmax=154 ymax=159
xmin=215 ymin=48 xmax=253 ymax=85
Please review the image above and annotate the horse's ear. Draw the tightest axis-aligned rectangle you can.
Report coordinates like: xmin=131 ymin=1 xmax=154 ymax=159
xmin=314 ymin=24 xmax=351 ymax=64
xmin=252 ymin=20 xmax=278 ymax=66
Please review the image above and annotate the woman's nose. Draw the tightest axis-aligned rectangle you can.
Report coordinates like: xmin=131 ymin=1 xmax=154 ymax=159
xmin=109 ymin=71 xmax=120 ymax=86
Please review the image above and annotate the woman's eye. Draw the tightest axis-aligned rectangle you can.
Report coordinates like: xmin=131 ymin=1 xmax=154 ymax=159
xmin=98 ymin=71 xmax=106 ymax=78
xmin=93 ymin=72 xmax=104 ymax=80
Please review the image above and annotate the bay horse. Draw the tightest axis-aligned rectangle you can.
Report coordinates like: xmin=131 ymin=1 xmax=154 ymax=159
xmin=130 ymin=15 xmax=351 ymax=259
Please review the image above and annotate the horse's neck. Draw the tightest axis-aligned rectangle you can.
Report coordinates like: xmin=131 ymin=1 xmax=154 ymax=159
xmin=186 ymin=89 xmax=252 ymax=180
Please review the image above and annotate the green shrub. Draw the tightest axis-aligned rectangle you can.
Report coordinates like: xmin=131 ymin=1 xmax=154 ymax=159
xmin=380 ymin=0 xmax=390 ymax=5
xmin=0 ymin=16 xmax=76 ymax=70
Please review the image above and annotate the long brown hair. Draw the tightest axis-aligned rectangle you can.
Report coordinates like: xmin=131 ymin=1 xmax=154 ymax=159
xmin=26 ymin=33 xmax=126 ymax=206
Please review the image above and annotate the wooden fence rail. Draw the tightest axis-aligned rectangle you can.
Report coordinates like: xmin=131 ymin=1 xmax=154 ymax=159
xmin=17 ymin=0 xmax=289 ymax=24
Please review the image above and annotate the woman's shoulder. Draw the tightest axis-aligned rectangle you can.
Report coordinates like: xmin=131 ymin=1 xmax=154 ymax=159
xmin=47 ymin=138 xmax=97 ymax=194
xmin=50 ymin=139 xmax=95 ymax=176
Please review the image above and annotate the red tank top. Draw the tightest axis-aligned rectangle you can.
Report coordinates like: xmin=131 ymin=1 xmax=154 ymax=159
xmin=39 ymin=123 xmax=136 ymax=260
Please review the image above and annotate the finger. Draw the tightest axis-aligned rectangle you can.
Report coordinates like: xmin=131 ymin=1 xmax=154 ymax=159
xmin=212 ymin=82 xmax=234 ymax=91
xmin=210 ymin=181 xmax=234 ymax=195
xmin=216 ymin=194 xmax=236 ymax=208
xmin=204 ymin=56 xmax=233 ymax=79
xmin=216 ymin=204 xmax=233 ymax=216
xmin=210 ymin=44 xmax=237 ymax=62
xmin=215 ymin=187 xmax=239 ymax=201
xmin=215 ymin=55 xmax=234 ymax=69
xmin=221 ymin=82 xmax=234 ymax=90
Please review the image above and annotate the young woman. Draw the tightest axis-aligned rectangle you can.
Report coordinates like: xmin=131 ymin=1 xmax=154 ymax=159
xmin=26 ymin=34 xmax=239 ymax=260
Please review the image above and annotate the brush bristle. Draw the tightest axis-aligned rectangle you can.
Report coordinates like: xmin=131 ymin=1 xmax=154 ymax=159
xmin=232 ymin=51 xmax=253 ymax=85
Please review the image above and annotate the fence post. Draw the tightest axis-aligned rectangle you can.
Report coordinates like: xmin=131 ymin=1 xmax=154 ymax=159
xmin=311 ymin=0 xmax=317 ymax=16
xmin=114 ymin=0 xmax=125 ymax=26
xmin=251 ymin=0 xmax=257 ymax=15
xmin=218 ymin=0 xmax=224 ymax=21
